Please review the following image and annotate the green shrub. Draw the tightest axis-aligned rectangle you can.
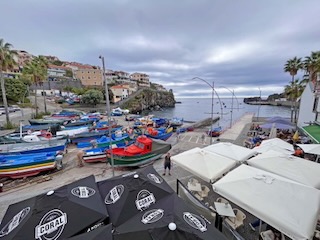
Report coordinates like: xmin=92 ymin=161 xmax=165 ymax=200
xmin=3 ymin=122 xmax=17 ymax=129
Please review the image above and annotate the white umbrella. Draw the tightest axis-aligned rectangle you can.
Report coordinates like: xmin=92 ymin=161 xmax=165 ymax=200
xmin=260 ymin=138 xmax=294 ymax=151
xmin=172 ymin=147 xmax=237 ymax=183
xmin=297 ymin=144 xmax=320 ymax=155
xmin=247 ymin=150 xmax=320 ymax=189
xmin=212 ymin=165 xmax=320 ymax=240
xmin=268 ymin=123 xmax=277 ymax=139
xmin=203 ymin=142 xmax=257 ymax=162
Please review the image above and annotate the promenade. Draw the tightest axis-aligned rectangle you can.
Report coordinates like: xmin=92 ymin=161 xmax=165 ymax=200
xmin=0 ymin=113 xmax=255 ymax=221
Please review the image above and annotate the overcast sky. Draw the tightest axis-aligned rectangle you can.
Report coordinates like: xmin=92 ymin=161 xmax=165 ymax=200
xmin=1 ymin=0 xmax=319 ymax=98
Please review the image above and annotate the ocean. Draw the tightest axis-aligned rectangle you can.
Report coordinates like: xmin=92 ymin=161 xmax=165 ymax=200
xmin=148 ymin=98 xmax=291 ymax=130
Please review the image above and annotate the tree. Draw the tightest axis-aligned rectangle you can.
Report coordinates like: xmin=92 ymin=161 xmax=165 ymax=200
xmin=82 ymin=89 xmax=103 ymax=106
xmin=23 ymin=56 xmax=48 ymax=115
xmin=303 ymin=51 xmax=320 ymax=84
xmin=65 ymin=69 xmax=73 ymax=78
xmin=284 ymin=57 xmax=303 ymax=122
xmin=0 ymin=39 xmax=16 ymax=125
xmin=0 ymin=78 xmax=28 ymax=102
xmin=284 ymin=78 xmax=305 ymax=123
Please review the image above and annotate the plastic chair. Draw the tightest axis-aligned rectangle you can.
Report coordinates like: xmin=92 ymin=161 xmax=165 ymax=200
xmin=224 ymin=208 xmax=246 ymax=230
xmin=199 ymin=185 xmax=210 ymax=198
xmin=216 ymin=197 xmax=229 ymax=205
xmin=189 ymin=178 xmax=199 ymax=185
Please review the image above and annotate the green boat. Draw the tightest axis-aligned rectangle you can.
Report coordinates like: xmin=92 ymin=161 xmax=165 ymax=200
xmin=106 ymin=135 xmax=171 ymax=167
xmin=29 ymin=119 xmax=66 ymax=125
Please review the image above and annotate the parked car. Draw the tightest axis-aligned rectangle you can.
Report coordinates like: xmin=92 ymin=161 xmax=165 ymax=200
xmin=113 ymin=107 xmax=130 ymax=114
xmin=10 ymin=105 xmax=21 ymax=112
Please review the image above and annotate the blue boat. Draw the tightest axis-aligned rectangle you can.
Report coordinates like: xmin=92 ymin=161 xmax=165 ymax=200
xmin=77 ymin=134 xmax=130 ymax=148
xmin=145 ymin=127 xmax=173 ymax=141
xmin=0 ymin=139 xmax=67 ymax=155
xmin=0 ymin=152 xmax=62 ymax=179
xmin=82 ymin=141 xmax=130 ymax=163
xmin=69 ymin=127 xmax=123 ymax=144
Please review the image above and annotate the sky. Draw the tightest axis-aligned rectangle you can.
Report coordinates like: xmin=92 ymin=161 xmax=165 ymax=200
xmin=1 ymin=0 xmax=320 ymax=98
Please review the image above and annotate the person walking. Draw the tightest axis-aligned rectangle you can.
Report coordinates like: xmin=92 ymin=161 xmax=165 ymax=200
xmin=201 ymin=133 xmax=206 ymax=143
xmin=163 ymin=152 xmax=172 ymax=176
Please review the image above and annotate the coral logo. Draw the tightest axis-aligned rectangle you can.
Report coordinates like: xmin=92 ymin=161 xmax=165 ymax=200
xmin=0 ymin=207 xmax=30 ymax=237
xmin=71 ymin=186 xmax=95 ymax=199
xmin=35 ymin=209 xmax=67 ymax=240
xmin=104 ymin=185 xmax=124 ymax=205
xmin=135 ymin=190 xmax=156 ymax=211
xmin=141 ymin=209 xmax=164 ymax=224
xmin=147 ymin=173 xmax=163 ymax=184
xmin=183 ymin=212 xmax=207 ymax=232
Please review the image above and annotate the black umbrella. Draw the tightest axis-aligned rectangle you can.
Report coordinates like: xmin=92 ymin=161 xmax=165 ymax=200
xmin=67 ymin=224 xmax=113 ymax=240
xmin=0 ymin=175 xmax=109 ymax=240
xmin=113 ymin=194 xmax=227 ymax=240
xmin=97 ymin=165 xmax=175 ymax=227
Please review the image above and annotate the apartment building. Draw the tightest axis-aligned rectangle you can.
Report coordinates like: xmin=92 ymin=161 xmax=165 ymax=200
xmin=74 ymin=68 xmax=103 ymax=86
xmin=110 ymin=85 xmax=129 ymax=103
xmin=130 ymin=72 xmax=150 ymax=87
xmin=47 ymin=64 xmax=70 ymax=77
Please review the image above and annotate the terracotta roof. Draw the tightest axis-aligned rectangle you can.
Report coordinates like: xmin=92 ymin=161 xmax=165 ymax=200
xmin=48 ymin=64 xmax=70 ymax=70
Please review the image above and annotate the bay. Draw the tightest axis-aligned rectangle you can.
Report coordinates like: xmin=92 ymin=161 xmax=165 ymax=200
xmin=148 ymin=98 xmax=291 ymax=130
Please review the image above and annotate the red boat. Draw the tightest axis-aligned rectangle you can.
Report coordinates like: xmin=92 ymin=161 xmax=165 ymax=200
xmin=106 ymin=135 xmax=171 ymax=167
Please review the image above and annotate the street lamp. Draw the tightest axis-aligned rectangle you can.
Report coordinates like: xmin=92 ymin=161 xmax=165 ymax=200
xmin=218 ymin=86 xmax=239 ymax=128
xmin=99 ymin=55 xmax=114 ymax=177
xmin=192 ymin=77 xmax=215 ymax=145
xmin=257 ymin=87 xmax=261 ymax=122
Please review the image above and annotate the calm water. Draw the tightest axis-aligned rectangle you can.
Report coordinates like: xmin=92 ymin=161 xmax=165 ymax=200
xmin=148 ymin=98 xmax=291 ymax=130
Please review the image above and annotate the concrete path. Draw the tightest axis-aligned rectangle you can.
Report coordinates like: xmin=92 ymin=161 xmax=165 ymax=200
xmin=219 ymin=113 xmax=254 ymax=141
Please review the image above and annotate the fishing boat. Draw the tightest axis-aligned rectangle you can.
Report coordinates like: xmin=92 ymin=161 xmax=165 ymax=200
xmin=0 ymin=139 xmax=67 ymax=155
xmin=63 ymin=119 xmax=95 ymax=127
xmin=69 ymin=127 xmax=123 ymax=144
xmin=82 ymin=141 xmax=130 ymax=163
xmin=29 ymin=119 xmax=66 ymax=125
xmin=77 ymin=134 xmax=131 ymax=148
xmin=106 ymin=135 xmax=171 ymax=167
xmin=169 ymin=117 xmax=183 ymax=127
xmin=57 ymin=126 xmax=88 ymax=136
xmin=0 ymin=152 xmax=63 ymax=179
xmin=145 ymin=127 xmax=173 ymax=141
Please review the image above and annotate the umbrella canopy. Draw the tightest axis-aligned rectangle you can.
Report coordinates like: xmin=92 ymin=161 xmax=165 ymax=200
xmin=266 ymin=117 xmax=293 ymax=125
xmin=97 ymin=165 xmax=175 ymax=227
xmin=247 ymin=150 xmax=320 ymax=189
xmin=212 ymin=165 xmax=320 ymax=240
xmin=297 ymin=144 xmax=320 ymax=155
xmin=171 ymin=147 xmax=237 ymax=183
xmin=268 ymin=123 xmax=277 ymax=139
xmin=0 ymin=175 xmax=108 ymax=240
xmin=67 ymin=224 xmax=113 ymax=240
xmin=113 ymin=194 xmax=227 ymax=240
xmin=260 ymin=122 xmax=294 ymax=130
xmin=203 ymin=142 xmax=257 ymax=162
xmin=259 ymin=138 xmax=294 ymax=151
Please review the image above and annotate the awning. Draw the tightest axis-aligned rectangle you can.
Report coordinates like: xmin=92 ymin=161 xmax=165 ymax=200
xmin=301 ymin=125 xmax=320 ymax=143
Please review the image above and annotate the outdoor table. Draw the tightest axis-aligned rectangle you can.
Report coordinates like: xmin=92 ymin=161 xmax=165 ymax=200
xmin=187 ymin=182 xmax=202 ymax=192
xmin=214 ymin=202 xmax=236 ymax=217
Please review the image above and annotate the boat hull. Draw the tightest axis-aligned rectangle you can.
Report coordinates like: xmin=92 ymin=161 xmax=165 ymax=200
xmin=107 ymin=139 xmax=171 ymax=167
xmin=145 ymin=132 xmax=173 ymax=141
xmin=0 ymin=153 xmax=57 ymax=179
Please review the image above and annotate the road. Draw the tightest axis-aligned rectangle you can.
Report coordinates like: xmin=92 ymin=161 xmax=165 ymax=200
xmin=0 ymin=97 xmax=62 ymax=126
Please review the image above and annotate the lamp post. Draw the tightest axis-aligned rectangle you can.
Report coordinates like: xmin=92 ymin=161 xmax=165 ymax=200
xmin=257 ymin=87 xmax=261 ymax=122
xmin=218 ymin=87 xmax=239 ymax=128
xmin=99 ymin=55 xmax=114 ymax=177
xmin=192 ymin=77 xmax=215 ymax=145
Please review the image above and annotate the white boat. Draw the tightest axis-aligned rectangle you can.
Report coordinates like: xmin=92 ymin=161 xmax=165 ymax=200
xmin=57 ymin=127 xmax=88 ymax=136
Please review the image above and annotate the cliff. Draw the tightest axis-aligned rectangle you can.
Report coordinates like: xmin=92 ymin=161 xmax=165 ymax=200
xmin=120 ymin=89 xmax=175 ymax=113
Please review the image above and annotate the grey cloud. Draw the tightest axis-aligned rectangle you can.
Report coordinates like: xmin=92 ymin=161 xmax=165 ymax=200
xmin=1 ymin=0 xmax=319 ymax=97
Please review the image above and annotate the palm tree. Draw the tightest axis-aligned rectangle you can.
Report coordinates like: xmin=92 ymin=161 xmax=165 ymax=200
xmin=38 ymin=56 xmax=48 ymax=113
xmin=0 ymin=39 xmax=16 ymax=125
xmin=284 ymin=57 xmax=303 ymax=122
xmin=303 ymin=51 xmax=320 ymax=83
xmin=23 ymin=57 xmax=46 ymax=116
xmin=284 ymin=78 xmax=305 ymax=123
